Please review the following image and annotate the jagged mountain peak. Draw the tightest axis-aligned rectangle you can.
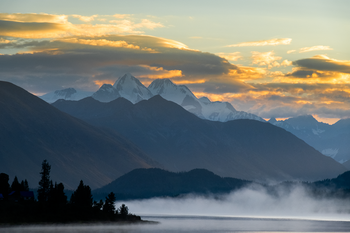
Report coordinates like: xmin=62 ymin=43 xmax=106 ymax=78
xmin=199 ymin=96 xmax=211 ymax=104
xmin=40 ymin=87 xmax=93 ymax=103
xmin=112 ymin=73 xmax=153 ymax=103
xmin=54 ymin=88 xmax=77 ymax=98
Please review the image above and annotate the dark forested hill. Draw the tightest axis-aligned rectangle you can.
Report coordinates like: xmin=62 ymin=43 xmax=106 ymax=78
xmin=0 ymin=81 xmax=160 ymax=189
xmin=53 ymin=96 xmax=346 ymax=182
xmin=94 ymin=168 xmax=251 ymax=199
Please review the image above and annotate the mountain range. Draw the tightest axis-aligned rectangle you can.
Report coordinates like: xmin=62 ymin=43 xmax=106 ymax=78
xmin=93 ymin=168 xmax=350 ymax=200
xmin=269 ymin=116 xmax=350 ymax=164
xmin=41 ymin=73 xmax=264 ymax=122
xmin=94 ymin=168 xmax=251 ymax=199
xmin=52 ymin=95 xmax=346 ymax=182
xmin=0 ymin=81 xmax=160 ymax=189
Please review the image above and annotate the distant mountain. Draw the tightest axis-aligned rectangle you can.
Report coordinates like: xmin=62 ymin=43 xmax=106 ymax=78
xmin=113 ymin=73 xmax=153 ymax=103
xmin=89 ymin=73 xmax=264 ymax=121
xmin=94 ymin=168 xmax=251 ymax=199
xmin=269 ymin=115 xmax=350 ymax=163
xmin=0 ymin=81 xmax=160 ymax=190
xmin=40 ymin=88 xmax=93 ymax=103
xmin=92 ymin=84 xmax=120 ymax=103
xmin=53 ymin=96 xmax=346 ymax=182
xmin=148 ymin=78 xmax=264 ymax=122
xmin=92 ymin=73 xmax=153 ymax=103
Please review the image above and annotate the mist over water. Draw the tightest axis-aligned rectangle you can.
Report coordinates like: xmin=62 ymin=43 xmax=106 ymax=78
xmin=2 ymin=185 xmax=350 ymax=232
xmin=122 ymin=184 xmax=350 ymax=221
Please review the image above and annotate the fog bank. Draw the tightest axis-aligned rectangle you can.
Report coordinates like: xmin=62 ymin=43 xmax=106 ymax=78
xmin=119 ymin=184 xmax=350 ymax=221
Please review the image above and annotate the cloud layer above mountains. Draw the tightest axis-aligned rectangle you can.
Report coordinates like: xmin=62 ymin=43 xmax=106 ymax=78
xmin=0 ymin=12 xmax=349 ymax=121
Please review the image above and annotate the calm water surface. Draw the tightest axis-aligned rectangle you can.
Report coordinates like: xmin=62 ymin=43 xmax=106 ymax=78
xmin=1 ymin=215 xmax=350 ymax=233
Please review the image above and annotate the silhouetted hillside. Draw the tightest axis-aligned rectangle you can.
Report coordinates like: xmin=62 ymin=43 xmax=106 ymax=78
xmin=94 ymin=168 xmax=250 ymax=199
xmin=0 ymin=81 xmax=160 ymax=189
xmin=53 ymin=96 xmax=346 ymax=182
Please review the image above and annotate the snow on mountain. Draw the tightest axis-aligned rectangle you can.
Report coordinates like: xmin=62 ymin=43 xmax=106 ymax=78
xmin=92 ymin=84 xmax=120 ymax=102
xmin=113 ymin=73 xmax=153 ymax=104
xmin=148 ymin=78 xmax=264 ymax=122
xmin=40 ymin=88 xmax=93 ymax=103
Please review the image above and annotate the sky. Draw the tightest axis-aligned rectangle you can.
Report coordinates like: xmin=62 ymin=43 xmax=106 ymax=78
xmin=1 ymin=0 xmax=350 ymax=123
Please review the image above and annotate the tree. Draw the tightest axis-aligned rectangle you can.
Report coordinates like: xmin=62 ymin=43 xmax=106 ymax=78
xmin=0 ymin=173 xmax=10 ymax=197
xmin=20 ymin=180 xmax=29 ymax=191
xmin=38 ymin=160 xmax=51 ymax=203
xmin=118 ymin=204 xmax=129 ymax=217
xmin=70 ymin=180 xmax=93 ymax=212
xmin=103 ymin=192 xmax=116 ymax=214
xmin=11 ymin=176 xmax=22 ymax=192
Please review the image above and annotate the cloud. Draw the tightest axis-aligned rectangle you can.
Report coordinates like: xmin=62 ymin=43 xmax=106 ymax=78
xmin=299 ymin=45 xmax=333 ymax=53
xmin=226 ymin=38 xmax=292 ymax=47
xmin=0 ymin=35 xmax=241 ymax=94
xmin=250 ymin=51 xmax=291 ymax=69
xmin=113 ymin=14 xmax=131 ymax=19
xmin=0 ymin=13 xmax=68 ymax=23
xmin=0 ymin=13 xmax=164 ymax=39
xmin=71 ymin=14 xmax=98 ymax=22
xmin=287 ymin=50 xmax=296 ymax=54
xmin=293 ymin=55 xmax=350 ymax=74
xmin=216 ymin=52 xmax=242 ymax=61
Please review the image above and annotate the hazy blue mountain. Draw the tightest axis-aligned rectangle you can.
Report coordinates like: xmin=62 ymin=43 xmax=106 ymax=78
xmin=94 ymin=168 xmax=251 ymax=199
xmin=269 ymin=115 xmax=350 ymax=164
xmin=148 ymin=78 xmax=265 ymax=122
xmin=0 ymin=81 xmax=160 ymax=190
xmin=40 ymin=88 xmax=93 ymax=103
xmin=92 ymin=84 xmax=120 ymax=102
xmin=53 ymin=96 xmax=346 ymax=182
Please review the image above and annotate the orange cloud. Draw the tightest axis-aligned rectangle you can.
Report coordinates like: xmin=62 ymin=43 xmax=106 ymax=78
xmin=216 ymin=52 xmax=242 ymax=62
xmin=0 ymin=13 xmax=164 ymax=39
xmin=0 ymin=13 xmax=68 ymax=23
xmin=71 ymin=14 xmax=98 ymax=22
xmin=57 ymin=38 xmax=142 ymax=50
xmin=251 ymin=51 xmax=282 ymax=69
xmin=299 ymin=45 xmax=333 ymax=53
xmin=94 ymin=79 xmax=115 ymax=87
xmin=226 ymin=38 xmax=292 ymax=47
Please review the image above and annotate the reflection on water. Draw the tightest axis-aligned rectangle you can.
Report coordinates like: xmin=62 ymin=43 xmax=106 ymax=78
xmin=1 ymin=216 xmax=350 ymax=233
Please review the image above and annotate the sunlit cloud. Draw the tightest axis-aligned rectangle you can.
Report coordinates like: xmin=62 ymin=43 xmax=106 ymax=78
xmin=250 ymin=51 xmax=291 ymax=69
xmin=113 ymin=14 xmax=131 ymax=19
xmin=56 ymin=38 xmax=143 ymax=50
xmin=287 ymin=50 xmax=296 ymax=54
xmin=299 ymin=45 xmax=333 ymax=53
xmin=0 ymin=13 xmax=164 ymax=39
xmin=226 ymin=38 xmax=292 ymax=47
xmin=71 ymin=14 xmax=98 ymax=22
xmin=216 ymin=52 xmax=242 ymax=62
xmin=0 ymin=13 xmax=68 ymax=23
xmin=293 ymin=55 xmax=350 ymax=74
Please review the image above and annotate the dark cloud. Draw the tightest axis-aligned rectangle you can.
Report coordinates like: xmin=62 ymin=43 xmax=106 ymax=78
xmin=293 ymin=56 xmax=350 ymax=74
xmin=0 ymin=35 xmax=239 ymax=93
xmin=0 ymin=20 xmax=65 ymax=37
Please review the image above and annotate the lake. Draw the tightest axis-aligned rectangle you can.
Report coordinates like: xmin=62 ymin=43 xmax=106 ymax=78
xmin=1 ymin=215 xmax=350 ymax=233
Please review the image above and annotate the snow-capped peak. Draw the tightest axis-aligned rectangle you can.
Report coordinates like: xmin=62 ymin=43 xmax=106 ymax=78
xmin=40 ymin=88 xmax=93 ymax=103
xmin=148 ymin=79 xmax=197 ymax=105
xmin=113 ymin=73 xmax=153 ymax=103
xmin=199 ymin=97 xmax=211 ymax=104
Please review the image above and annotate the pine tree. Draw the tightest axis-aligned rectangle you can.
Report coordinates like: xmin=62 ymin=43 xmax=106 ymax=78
xmin=70 ymin=180 xmax=93 ymax=214
xmin=118 ymin=204 xmax=129 ymax=217
xmin=0 ymin=173 xmax=10 ymax=197
xmin=103 ymin=192 xmax=116 ymax=214
xmin=11 ymin=176 xmax=22 ymax=192
xmin=38 ymin=160 xmax=51 ymax=203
